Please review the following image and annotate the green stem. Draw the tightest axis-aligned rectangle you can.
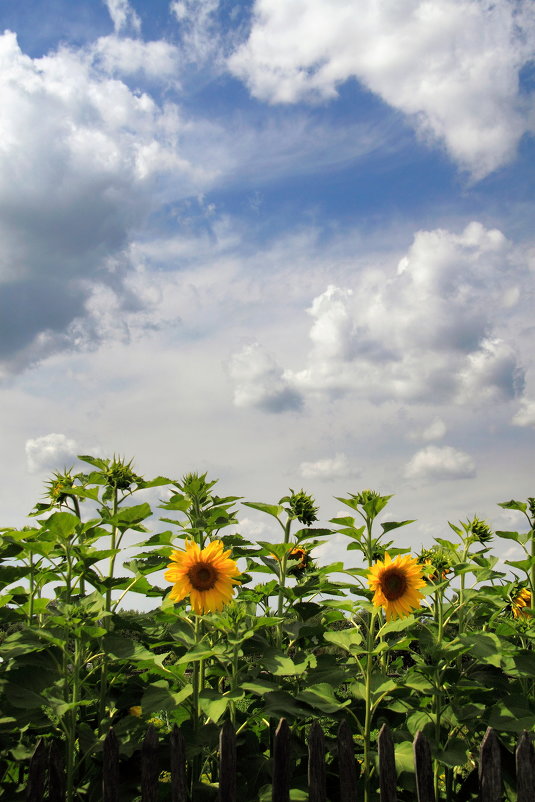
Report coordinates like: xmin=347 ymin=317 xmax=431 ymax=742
xmin=363 ymin=611 xmax=377 ymax=802
xmin=98 ymin=488 xmax=118 ymax=732
xmin=276 ymin=519 xmax=292 ymax=646
xmin=65 ymin=637 xmax=81 ymax=802
xmin=434 ymin=588 xmax=445 ymax=800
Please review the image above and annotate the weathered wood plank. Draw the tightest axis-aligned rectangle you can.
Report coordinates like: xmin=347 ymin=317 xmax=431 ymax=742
xmin=378 ymin=724 xmax=397 ymax=802
xmin=141 ymin=725 xmax=159 ymax=802
xmin=26 ymin=739 xmax=47 ymax=802
xmin=308 ymin=721 xmax=326 ymax=802
xmin=170 ymin=724 xmax=188 ymax=802
xmin=337 ymin=719 xmax=359 ymax=802
xmin=479 ymin=727 xmax=501 ymax=802
xmin=102 ymin=727 xmax=119 ymax=802
xmin=516 ymin=730 xmax=535 ymax=802
xmin=413 ymin=732 xmax=435 ymax=802
xmin=48 ymin=740 xmax=66 ymax=802
xmin=219 ymin=719 xmax=236 ymax=802
xmin=273 ymin=718 xmax=291 ymax=802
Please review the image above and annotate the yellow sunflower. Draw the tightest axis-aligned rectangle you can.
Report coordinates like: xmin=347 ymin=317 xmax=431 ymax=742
xmin=368 ymin=553 xmax=426 ymax=621
xmin=512 ymin=587 xmax=532 ymax=619
xmin=164 ymin=540 xmax=241 ymax=614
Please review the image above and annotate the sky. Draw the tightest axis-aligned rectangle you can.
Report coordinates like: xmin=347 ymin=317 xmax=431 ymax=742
xmin=1 ymin=0 xmax=534 ymax=579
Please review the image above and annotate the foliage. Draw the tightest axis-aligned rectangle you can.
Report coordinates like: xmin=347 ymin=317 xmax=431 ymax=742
xmin=0 ymin=460 xmax=533 ymax=801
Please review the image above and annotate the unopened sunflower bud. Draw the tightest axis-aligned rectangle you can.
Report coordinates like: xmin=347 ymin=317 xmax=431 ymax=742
xmin=288 ymin=489 xmax=319 ymax=526
xmin=470 ymin=516 xmax=493 ymax=545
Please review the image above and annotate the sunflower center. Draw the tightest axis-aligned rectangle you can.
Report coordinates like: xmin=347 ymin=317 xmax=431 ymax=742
xmin=188 ymin=562 xmax=218 ymax=591
xmin=381 ymin=567 xmax=408 ymax=601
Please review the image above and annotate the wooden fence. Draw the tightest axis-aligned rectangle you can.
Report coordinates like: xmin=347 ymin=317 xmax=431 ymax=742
xmin=25 ymin=719 xmax=535 ymax=802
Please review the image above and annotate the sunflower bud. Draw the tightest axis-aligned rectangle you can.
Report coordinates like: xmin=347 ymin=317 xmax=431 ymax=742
xmin=46 ymin=470 xmax=76 ymax=507
xmin=528 ymin=497 xmax=535 ymax=520
xmin=469 ymin=516 xmax=493 ymax=545
xmin=105 ymin=457 xmax=142 ymax=491
xmin=288 ymin=489 xmax=319 ymax=526
xmin=417 ymin=546 xmax=451 ymax=581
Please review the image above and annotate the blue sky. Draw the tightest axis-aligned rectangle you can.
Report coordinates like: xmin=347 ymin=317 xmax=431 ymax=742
xmin=1 ymin=0 xmax=534 ymax=570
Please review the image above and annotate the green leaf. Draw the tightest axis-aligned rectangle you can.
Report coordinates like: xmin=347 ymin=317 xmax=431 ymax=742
xmin=498 ymin=500 xmax=527 ymax=513
xmin=460 ymin=633 xmax=502 ymax=667
xmin=381 ymin=520 xmax=415 ymax=534
xmin=377 ymin=616 xmax=416 ymax=637
xmin=496 ymin=530 xmax=531 ymax=545
xmin=141 ymin=681 xmax=192 ymax=713
xmin=241 ymin=679 xmax=279 ymax=695
xmin=259 ymin=647 xmax=316 ymax=675
xmin=109 ymin=503 xmax=152 ymax=529
xmin=395 ymin=740 xmax=416 ymax=774
xmin=43 ymin=511 xmax=79 ymax=538
xmin=324 ymin=629 xmax=363 ymax=652
xmin=199 ymin=689 xmax=228 ymax=723
xmin=296 ymin=683 xmax=351 ymax=713
xmin=242 ymin=502 xmax=284 ymax=519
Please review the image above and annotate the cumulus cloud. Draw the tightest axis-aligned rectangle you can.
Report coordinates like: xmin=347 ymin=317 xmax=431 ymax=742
xmin=404 ymin=445 xmax=476 ymax=481
xmin=25 ymin=433 xmax=79 ymax=474
xmin=229 ymin=0 xmax=535 ymax=178
xmin=512 ymin=398 xmax=535 ymax=428
xmin=299 ymin=452 xmax=355 ymax=481
xmin=228 ymin=342 xmax=303 ymax=413
xmin=104 ymin=0 xmax=141 ymax=34
xmin=288 ymin=221 xmax=525 ymax=406
xmin=0 ymin=30 xmax=207 ymax=374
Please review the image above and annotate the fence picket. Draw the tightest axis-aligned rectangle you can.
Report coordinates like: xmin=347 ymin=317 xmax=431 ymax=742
xmin=272 ymin=718 xmax=291 ymax=802
xmin=308 ymin=720 xmax=326 ymax=802
xmin=516 ymin=730 xmax=535 ymax=802
xmin=20 ymin=719 xmax=532 ymax=800
xmin=48 ymin=740 xmax=66 ymax=802
xmin=479 ymin=728 xmax=501 ymax=802
xmin=413 ymin=732 xmax=435 ymax=802
xmin=26 ymin=739 xmax=47 ymax=802
xmin=103 ymin=727 xmax=119 ymax=802
xmin=378 ymin=724 xmax=397 ymax=802
xmin=141 ymin=725 xmax=159 ymax=802
xmin=219 ymin=719 xmax=236 ymax=802
xmin=337 ymin=719 xmax=359 ymax=802
xmin=170 ymin=724 xmax=188 ymax=802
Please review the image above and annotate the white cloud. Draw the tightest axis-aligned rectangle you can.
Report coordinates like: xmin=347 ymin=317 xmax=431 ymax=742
xmin=25 ymin=433 xmax=79 ymax=474
xmin=229 ymin=0 xmax=535 ymax=178
xmin=512 ymin=398 xmax=535 ymax=428
xmin=91 ymin=36 xmax=180 ymax=78
xmin=228 ymin=342 xmax=303 ymax=413
xmin=421 ymin=418 xmax=447 ymax=441
xmin=287 ymin=222 xmax=525 ymax=406
xmin=299 ymin=452 xmax=355 ymax=481
xmin=404 ymin=445 xmax=476 ymax=481
xmin=0 ymin=31 xmax=209 ymax=374
xmin=104 ymin=0 xmax=141 ymax=34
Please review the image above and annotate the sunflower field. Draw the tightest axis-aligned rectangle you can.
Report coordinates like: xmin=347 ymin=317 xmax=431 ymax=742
xmin=0 ymin=456 xmax=534 ymax=801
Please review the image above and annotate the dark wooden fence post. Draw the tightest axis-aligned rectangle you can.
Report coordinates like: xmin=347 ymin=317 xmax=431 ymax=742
xmin=170 ymin=724 xmax=188 ymax=802
xmin=48 ymin=740 xmax=66 ymax=802
xmin=479 ymin=728 xmax=501 ymax=802
xmin=337 ymin=719 xmax=359 ymax=802
xmin=141 ymin=725 xmax=159 ymax=802
xmin=273 ymin=718 xmax=291 ymax=802
xmin=413 ymin=732 xmax=435 ymax=802
xmin=516 ymin=731 xmax=535 ymax=802
xmin=308 ymin=721 xmax=326 ymax=802
xmin=219 ymin=719 xmax=236 ymax=802
xmin=103 ymin=727 xmax=119 ymax=802
xmin=26 ymin=739 xmax=47 ymax=802
xmin=378 ymin=724 xmax=397 ymax=802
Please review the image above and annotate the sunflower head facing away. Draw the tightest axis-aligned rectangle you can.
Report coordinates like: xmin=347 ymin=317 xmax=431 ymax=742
xmin=164 ymin=540 xmax=241 ymax=614
xmin=511 ymin=587 xmax=532 ymax=619
xmin=368 ymin=553 xmax=426 ymax=621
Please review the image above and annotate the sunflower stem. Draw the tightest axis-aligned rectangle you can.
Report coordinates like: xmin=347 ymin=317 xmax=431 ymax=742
xmin=276 ymin=518 xmax=292 ymax=647
xmin=363 ymin=610 xmax=377 ymax=802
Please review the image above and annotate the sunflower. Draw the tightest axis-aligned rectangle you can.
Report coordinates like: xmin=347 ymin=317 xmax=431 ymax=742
xmin=511 ymin=587 xmax=532 ymax=619
xmin=368 ymin=553 xmax=426 ymax=621
xmin=164 ymin=540 xmax=241 ymax=614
